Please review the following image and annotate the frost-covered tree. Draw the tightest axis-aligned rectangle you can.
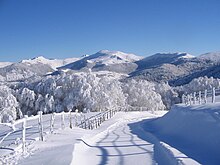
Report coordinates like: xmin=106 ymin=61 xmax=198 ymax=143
xmin=178 ymin=76 xmax=220 ymax=94
xmin=15 ymin=87 xmax=37 ymax=116
xmin=122 ymin=79 xmax=165 ymax=111
xmin=0 ymin=85 xmax=20 ymax=122
xmin=154 ymin=82 xmax=179 ymax=109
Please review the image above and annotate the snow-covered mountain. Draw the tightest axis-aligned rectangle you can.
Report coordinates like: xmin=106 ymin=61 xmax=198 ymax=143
xmin=59 ymin=50 xmax=142 ymax=72
xmin=198 ymin=52 xmax=220 ymax=62
xmin=21 ymin=56 xmax=80 ymax=70
xmin=0 ymin=62 xmax=54 ymax=82
xmin=86 ymin=50 xmax=143 ymax=64
xmin=0 ymin=50 xmax=219 ymax=85
xmin=131 ymin=53 xmax=212 ymax=86
xmin=0 ymin=62 xmax=13 ymax=68
xmin=136 ymin=52 xmax=195 ymax=70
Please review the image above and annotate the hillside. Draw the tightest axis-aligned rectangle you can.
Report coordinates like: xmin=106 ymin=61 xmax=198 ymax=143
xmin=59 ymin=50 xmax=142 ymax=73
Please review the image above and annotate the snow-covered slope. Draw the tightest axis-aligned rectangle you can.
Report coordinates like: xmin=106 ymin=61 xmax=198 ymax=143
xmin=21 ymin=56 xmax=79 ymax=70
xmin=60 ymin=50 xmax=142 ymax=72
xmin=136 ymin=52 xmax=195 ymax=70
xmin=199 ymin=51 xmax=220 ymax=62
xmin=131 ymin=53 xmax=213 ymax=85
xmin=0 ymin=62 xmax=54 ymax=81
xmin=144 ymin=103 xmax=220 ymax=165
xmin=86 ymin=50 xmax=142 ymax=64
xmin=0 ymin=62 xmax=13 ymax=68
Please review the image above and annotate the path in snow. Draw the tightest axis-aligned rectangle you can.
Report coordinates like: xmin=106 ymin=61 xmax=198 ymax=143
xmin=71 ymin=112 xmax=166 ymax=165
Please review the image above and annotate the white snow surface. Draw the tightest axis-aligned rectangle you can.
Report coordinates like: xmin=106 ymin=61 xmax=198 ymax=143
xmin=179 ymin=53 xmax=195 ymax=59
xmin=15 ymin=111 xmax=170 ymax=165
xmin=3 ymin=100 xmax=220 ymax=165
xmin=21 ymin=56 xmax=79 ymax=70
xmin=15 ymin=110 xmax=199 ymax=165
xmin=145 ymin=102 xmax=220 ymax=165
xmin=85 ymin=50 xmax=143 ymax=65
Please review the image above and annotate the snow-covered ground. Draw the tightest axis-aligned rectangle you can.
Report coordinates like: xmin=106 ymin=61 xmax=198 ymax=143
xmin=0 ymin=112 xmax=100 ymax=164
xmin=145 ymin=103 xmax=220 ymax=165
xmin=2 ymin=100 xmax=220 ymax=165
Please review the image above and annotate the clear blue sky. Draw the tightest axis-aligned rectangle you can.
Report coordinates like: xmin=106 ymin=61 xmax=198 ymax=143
xmin=0 ymin=0 xmax=220 ymax=62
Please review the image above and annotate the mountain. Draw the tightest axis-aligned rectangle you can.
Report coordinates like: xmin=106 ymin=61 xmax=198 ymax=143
xmin=0 ymin=51 xmax=218 ymax=85
xmin=198 ymin=52 xmax=220 ymax=63
xmin=0 ymin=62 xmax=13 ymax=68
xmin=130 ymin=53 xmax=213 ymax=86
xmin=135 ymin=52 xmax=195 ymax=70
xmin=21 ymin=56 xmax=80 ymax=70
xmin=0 ymin=62 xmax=54 ymax=82
xmin=59 ymin=50 xmax=143 ymax=73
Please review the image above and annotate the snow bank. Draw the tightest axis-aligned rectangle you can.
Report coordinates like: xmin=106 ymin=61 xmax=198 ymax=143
xmin=144 ymin=103 xmax=220 ymax=165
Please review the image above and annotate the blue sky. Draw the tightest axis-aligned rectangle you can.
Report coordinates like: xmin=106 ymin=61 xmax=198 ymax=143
xmin=0 ymin=0 xmax=220 ymax=62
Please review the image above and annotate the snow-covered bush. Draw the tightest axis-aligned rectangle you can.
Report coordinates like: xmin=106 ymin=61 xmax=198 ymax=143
xmin=0 ymin=85 xmax=20 ymax=123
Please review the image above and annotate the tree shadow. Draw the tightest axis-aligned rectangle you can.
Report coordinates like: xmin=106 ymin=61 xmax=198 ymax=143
xmin=78 ymin=124 xmax=154 ymax=165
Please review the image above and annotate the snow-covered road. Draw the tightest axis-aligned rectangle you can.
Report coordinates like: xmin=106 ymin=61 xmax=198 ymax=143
xmin=72 ymin=112 xmax=164 ymax=165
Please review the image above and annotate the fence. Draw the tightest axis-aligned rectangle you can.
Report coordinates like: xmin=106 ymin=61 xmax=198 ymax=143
xmin=0 ymin=109 xmax=118 ymax=157
xmin=182 ymin=87 xmax=220 ymax=105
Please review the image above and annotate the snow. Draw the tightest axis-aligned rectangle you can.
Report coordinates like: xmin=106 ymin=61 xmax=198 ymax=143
xmin=144 ymin=102 xmax=220 ymax=164
xmin=0 ymin=62 xmax=13 ymax=68
xmin=199 ymin=51 xmax=220 ymax=62
xmin=71 ymin=111 xmax=165 ymax=165
xmin=15 ymin=111 xmax=167 ymax=165
xmin=93 ymin=50 xmax=143 ymax=64
xmin=2 ymin=103 xmax=218 ymax=164
xmin=61 ymin=50 xmax=143 ymax=71
xmin=178 ymin=53 xmax=195 ymax=59
xmin=21 ymin=56 xmax=79 ymax=70
xmin=0 ymin=111 xmax=100 ymax=164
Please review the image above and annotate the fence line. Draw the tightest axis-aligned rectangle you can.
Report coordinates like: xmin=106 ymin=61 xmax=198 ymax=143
xmin=0 ymin=108 xmax=119 ymax=157
xmin=182 ymin=87 xmax=220 ymax=105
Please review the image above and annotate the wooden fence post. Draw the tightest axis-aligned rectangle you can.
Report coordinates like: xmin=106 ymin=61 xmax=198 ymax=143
xmin=182 ymin=94 xmax=185 ymax=104
xmin=189 ymin=94 xmax=192 ymax=105
xmin=193 ymin=92 xmax=196 ymax=104
xmin=75 ymin=114 xmax=78 ymax=127
xmin=106 ymin=111 xmax=109 ymax=119
xmin=212 ymin=87 xmax=215 ymax=103
xmin=95 ymin=118 xmax=98 ymax=128
xmin=50 ymin=112 xmax=55 ymax=133
xmin=61 ymin=111 xmax=65 ymax=129
xmin=199 ymin=91 xmax=201 ymax=104
xmin=83 ymin=115 xmax=86 ymax=129
xmin=38 ymin=111 xmax=43 ymax=141
xmin=69 ymin=111 xmax=72 ymax=129
xmin=88 ymin=119 xmax=91 ymax=129
xmin=204 ymin=89 xmax=207 ymax=103
xmin=22 ymin=115 xmax=28 ymax=154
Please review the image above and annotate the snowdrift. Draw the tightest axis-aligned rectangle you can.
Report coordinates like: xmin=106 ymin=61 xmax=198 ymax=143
xmin=143 ymin=103 xmax=220 ymax=165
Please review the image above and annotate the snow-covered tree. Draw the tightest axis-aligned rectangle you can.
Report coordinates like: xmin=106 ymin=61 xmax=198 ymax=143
xmin=122 ymin=79 xmax=165 ymax=111
xmin=154 ymin=82 xmax=179 ymax=109
xmin=0 ymin=85 xmax=20 ymax=122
